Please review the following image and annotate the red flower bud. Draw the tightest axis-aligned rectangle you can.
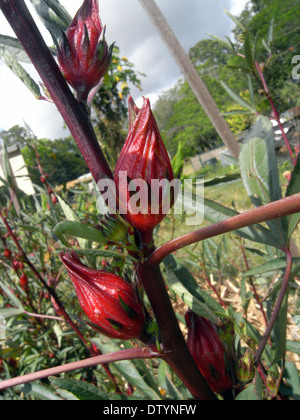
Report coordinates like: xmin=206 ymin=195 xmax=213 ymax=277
xmin=52 ymin=195 xmax=58 ymax=205
xmin=60 ymin=251 xmax=145 ymax=339
xmin=114 ymin=97 xmax=175 ymax=232
xmin=185 ymin=311 xmax=233 ymax=395
xmin=20 ymin=273 xmax=29 ymax=293
xmin=4 ymin=248 xmax=11 ymax=258
xmin=57 ymin=0 xmax=113 ymax=102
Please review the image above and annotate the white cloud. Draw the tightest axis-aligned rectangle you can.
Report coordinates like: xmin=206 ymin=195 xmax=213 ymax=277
xmin=0 ymin=0 xmax=249 ymax=139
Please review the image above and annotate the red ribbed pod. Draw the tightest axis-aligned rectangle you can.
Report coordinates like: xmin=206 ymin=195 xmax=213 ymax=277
xmin=60 ymin=251 xmax=145 ymax=339
xmin=114 ymin=97 xmax=175 ymax=232
xmin=57 ymin=0 xmax=113 ymax=101
xmin=185 ymin=310 xmax=233 ymax=395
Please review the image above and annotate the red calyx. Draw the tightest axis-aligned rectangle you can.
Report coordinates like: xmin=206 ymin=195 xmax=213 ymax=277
xmin=185 ymin=310 xmax=233 ymax=395
xmin=4 ymin=248 xmax=11 ymax=258
xmin=20 ymin=273 xmax=29 ymax=292
xmin=57 ymin=0 xmax=113 ymax=102
xmin=114 ymin=97 xmax=175 ymax=233
xmin=60 ymin=251 xmax=145 ymax=340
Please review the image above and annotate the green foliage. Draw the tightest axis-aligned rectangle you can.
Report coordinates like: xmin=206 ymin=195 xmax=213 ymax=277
xmin=1 ymin=0 xmax=300 ymax=402
xmin=21 ymin=136 xmax=88 ymax=186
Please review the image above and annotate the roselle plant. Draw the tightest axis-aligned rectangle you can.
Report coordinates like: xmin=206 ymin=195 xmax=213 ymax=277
xmin=0 ymin=0 xmax=300 ymax=401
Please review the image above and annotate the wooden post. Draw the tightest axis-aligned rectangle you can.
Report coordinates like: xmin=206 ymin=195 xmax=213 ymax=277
xmin=137 ymin=0 xmax=240 ymax=158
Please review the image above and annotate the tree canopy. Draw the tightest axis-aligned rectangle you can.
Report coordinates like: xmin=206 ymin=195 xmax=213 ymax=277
xmin=154 ymin=0 xmax=300 ymax=160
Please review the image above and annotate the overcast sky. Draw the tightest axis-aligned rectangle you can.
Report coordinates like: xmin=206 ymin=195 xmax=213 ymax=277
xmin=0 ymin=0 xmax=248 ymax=140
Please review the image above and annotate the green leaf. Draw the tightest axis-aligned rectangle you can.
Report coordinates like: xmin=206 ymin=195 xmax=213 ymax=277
xmin=235 ymin=372 xmax=263 ymax=400
xmin=53 ymin=220 xmax=106 ymax=245
xmin=163 ymin=254 xmax=224 ymax=323
xmin=243 ymin=258 xmax=300 ymax=278
xmin=203 ymin=173 xmax=241 ymax=187
xmin=18 ymin=383 xmax=62 ymax=400
xmin=158 ymin=360 xmax=185 ymax=400
xmin=283 ymin=362 xmax=300 ymax=397
xmin=244 ymin=32 xmax=255 ymax=71
xmin=171 ymin=141 xmax=184 ymax=178
xmin=203 ymin=196 xmax=279 ymax=248
xmin=0 ymin=280 xmax=24 ymax=310
xmin=223 ymin=8 xmax=247 ymax=32
xmin=49 ymin=377 xmax=111 ymax=401
xmin=29 ymin=0 xmax=71 ymax=42
xmin=269 ymin=290 xmax=288 ymax=366
xmin=285 ymin=157 xmax=300 ymax=239
xmin=0 ymin=34 xmax=31 ymax=63
xmin=286 ymin=340 xmax=300 ymax=356
xmin=221 ymin=81 xmax=256 ymax=113
xmin=0 ymin=47 xmax=42 ymax=99
xmin=0 ymin=307 xmax=24 ymax=319
xmin=239 ymin=116 xmax=286 ymax=247
xmin=93 ymin=339 xmax=162 ymax=400
xmin=56 ymin=195 xmax=99 ymax=249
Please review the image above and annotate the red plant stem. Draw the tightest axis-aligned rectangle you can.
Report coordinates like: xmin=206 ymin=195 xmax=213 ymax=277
xmin=0 ymin=0 xmax=113 ymax=184
xmin=137 ymin=261 xmax=217 ymax=400
xmin=254 ymin=248 xmax=292 ymax=366
xmin=149 ymin=193 xmax=300 ymax=266
xmin=0 ymin=348 xmax=160 ymax=391
xmin=255 ymin=61 xmax=296 ymax=166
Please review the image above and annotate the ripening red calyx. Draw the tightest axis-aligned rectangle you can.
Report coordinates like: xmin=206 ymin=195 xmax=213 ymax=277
xmin=60 ymin=251 xmax=145 ymax=340
xmin=57 ymin=0 xmax=113 ymax=102
xmin=114 ymin=97 xmax=175 ymax=233
xmin=185 ymin=311 xmax=233 ymax=396
xmin=4 ymin=248 xmax=11 ymax=258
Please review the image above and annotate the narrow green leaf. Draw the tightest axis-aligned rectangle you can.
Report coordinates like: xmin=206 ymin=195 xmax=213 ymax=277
xmin=49 ymin=377 xmax=111 ymax=401
xmin=0 ymin=47 xmax=42 ymax=99
xmin=163 ymin=254 xmax=224 ymax=323
xmin=94 ymin=339 xmax=162 ymax=400
xmin=235 ymin=372 xmax=263 ymax=400
xmin=158 ymin=360 xmax=185 ymax=400
xmin=244 ymin=32 xmax=255 ymax=71
xmin=53 ymin=220 xmax=106 ymax=245
xmin=56 ymin=196 xmax=89 ymax=249
xmin=221 ymin=81 xmax=256 ymax=113
xmin=239 ymin=116 xmax=286 ymax=246
xmin=29 ymin=0 xmax=71 ymax=42
xmin=18 ymin=383 xmax=62 ymax=400
xmin=223 ymin=8 xmax=247 ymax=32
xmin=243 ymin=257 xmax=300 ymax=278
xmin=0 ymin=280 xmax=24 ymax=310
xmin=286 ymin=340 xmax=300 ymax=356
xmin=203 ymin=196 xmax=280 ymax=248
xmin=247 ymin=74 xmax=256 ymax=109
xmin=285 ymin=157 xmax=300 ymax=239
xmin=0 ymin=34 xmax=30 ymax=63
xmin=0 ymin=307 xmax=24 ymax=318
xmin=267 ymin=17 xmax=274 ymax=44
